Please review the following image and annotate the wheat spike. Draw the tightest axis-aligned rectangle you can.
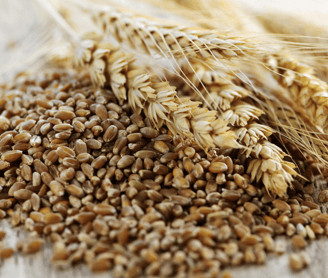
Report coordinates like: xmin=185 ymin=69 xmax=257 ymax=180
xmin=258 ymin=11 xmax=328 ymax=81
xmin=267 ymin=56 xmax=328 ymax=134
xmin=173 ymin=57 xmax=296 ymax=197
xmin=76 ymin=39 xmax=240 ymax=152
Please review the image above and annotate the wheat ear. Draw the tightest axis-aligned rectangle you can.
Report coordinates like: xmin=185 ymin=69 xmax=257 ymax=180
xmin=75 ymin=39 xmax=239 ymax=152
xmin=268 ymin=56 xmax=328 ymax=134
xmin=258 ymin=11 xmax=328 ymax=81
xmin=174 ymin=58 xmax=297 ymax=196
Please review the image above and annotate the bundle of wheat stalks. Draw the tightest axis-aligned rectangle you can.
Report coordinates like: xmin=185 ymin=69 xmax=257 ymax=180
xmin=1 ymin=0 xmax=328 ymax=276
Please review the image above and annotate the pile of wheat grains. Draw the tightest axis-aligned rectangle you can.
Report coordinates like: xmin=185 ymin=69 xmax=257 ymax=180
xmin=0 ymin=69 xmax=327 ymax=277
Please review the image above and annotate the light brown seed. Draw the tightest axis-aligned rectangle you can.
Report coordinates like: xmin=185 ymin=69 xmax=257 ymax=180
xmin=77 ymin=153 xmax=92 ymax=163
xmin=153 ymin=141 xmax=169 ymax=154
xmin=43 ymin=213 xmax=63 ymax=225
xmin=57 ymin=146 xmax=75 ymax=158
xmin=8 ymin=181 xmax=26 ymax=196
xmin=19 ymin=119 xmax=36 ymax=131
xmin=244 ymin=202 xmax=261 ymax=214
xmin=53 ymin=123 xmax=73 ymax=132
xmin=273 ymin=199 xmax=291 ymax=211
xmin=0 ymin=116 xmax=10 ymax=130
xmin=93 ymin=219 xmax=109 ymax=236
xmin=33 ymin=159 xmax=48 ymax=173
xmin=147 ymin=190 xmax=163 ymax=202
xmin=32 ymin=172 xmax=41 ymax=187
xmin=60 ymin=168 xmax=76 ymax=181
xmin=72 ymin=119 xmax=85 ymax=133
xmin=141 ymin=249 xmax=159 ymax=263
xmin=182 ymin=158 xmax=194 ymax=173
xmin=62 ymin=157 xmax=80 ymax=169
xmin=74 ymin=139 xmax=87 ymax=155
xmin=0 ymin=134 xmax=13 ymax=147
xmin=66 ymin=184 xmax=84 ymax=198
xmin=41 ymin=172 xmax=53 ymax=186
xmin=192 ymin=163 xmax=204 ymax=179
xmin=241 ymin=234 xmax=261 ymax=245
xmin=113 ymin=137 xmax=127 ymax=155
xmin=44 ymin=150 xmax=59 ymax=166
xmin=0 ymin=231 xmax=6 ymax=241
xmin=37 ymin=98 xmax=53 ymax=109
xmin=170 ymin=196 xmax=191 ymax=206
xmin=103 ymin=125 xmax=118 ymax=142
xmin=0 ymin=248 xmax=14 ymax=259
xmin=86 ymin=139 xmax=102 ymax=149
xmin=234 ymin=173 xmax=247 ymax=188
xmin=0 ymin=161 xmax=10 ymax=171
xmin=90 ymin=155 xmax=107 ymax=169
xmin=54 ymin=110 xmax=75 ymax=120
xmin=289 ymin=253 xmax=305 ymax=271
xmin=292 ymin=235 xmax=307 ymax=249
xmin=81 ymin=163 xmax=94 ymax=179
xmin=135 ymin=150 xmax=157 ymax=159
xmin=172 ymin=177 xmax=189 ymax=189
xmin=49 ymin=181 xmax=65 ymax=196
xmin=160 ymin=152 xmax=178 ymax=164
xmin=14 ymin=189 xmax=33 ymax=200
xmin=153 ymin=164 xmax=169 ymax=175
xmin=222 ymin=190 xmax=241 ymax=201
xmin=286 ymin=223 xmax=296 ymax=236
xmin=140 ymin=127 xmax=158 ymax=138
xmin=93 ymin=204 xmax=116 ymax=215
xmin=75 ymin=212 xmax=95 ymax=224
xmin=130 ymin=114 xmax=144 ymax=127
xmin=117 ymin=155 xmax=135 ymax=169
xmin=208 ymin=162 xmax=228 ymax=173
xmin=23 ymin=238 xmax=45 ymax=254
xmin=127 ymin=133 xmax=142 ymax=143
xmin=31 ymin=193 xmax=40 ymax=211
xmin=21 ymin=164 xmax=32 ymax=181
xmin=30 ymin=135 xmax=42 ymax=147
xmin=305 ymin=225 xmax=315 ymax=240
xmin=1 ymin=150 xmax=22 ymax=162
xmin=234 ymin=223 xmax=251 ymax=238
